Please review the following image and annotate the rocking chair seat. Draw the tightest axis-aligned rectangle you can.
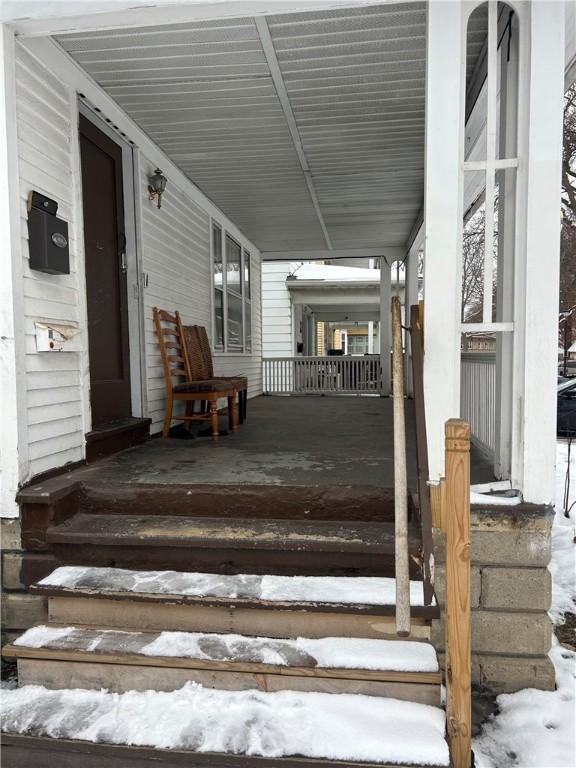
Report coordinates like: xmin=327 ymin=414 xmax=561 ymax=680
xmin=213 ymin=375 xmax=248 ymax=389
xmin=173 ymin=379 xmax=233 ymax=394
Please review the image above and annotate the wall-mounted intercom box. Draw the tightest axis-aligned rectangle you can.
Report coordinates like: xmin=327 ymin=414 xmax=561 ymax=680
xmin=27 ymin=191 xmax=70 ymax=275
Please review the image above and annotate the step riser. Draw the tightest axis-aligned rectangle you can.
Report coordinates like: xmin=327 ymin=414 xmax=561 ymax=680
xmin=17 ymin=659 xmax=441 ymax=706
xmin=20 ymin=483 xmax=406 ymax=554
xmin=48 ymin=597 xmax=432 ymax=640
xmin=79 ymin=484 xmax=402 ymax=522
xmin=49 ymin=545 xmax=421 ymax=578
xmin=1 ymin=734 xmax=447 ymax=768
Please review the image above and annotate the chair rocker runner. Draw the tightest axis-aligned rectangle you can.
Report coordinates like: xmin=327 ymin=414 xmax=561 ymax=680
xmin=153 ymin=307 xmax=238 ymax=440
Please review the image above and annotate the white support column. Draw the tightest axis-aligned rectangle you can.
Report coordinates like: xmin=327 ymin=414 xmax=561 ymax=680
xmin=379 ymin=261 xmax=391 ymax=394
xmin=307 ymin=313 xmax=315 ymax=356
xmin=512 ymin=2 xmax=565 ymax=504
xmin=405 ymin=246 xmax=419 ymax=397
xmin=494 ymin=13 xmax=518 ymax=480
xmin=423 ymin=2 xmax=466 ymax=482
xmin=367 ymin=321 xmax=374 ymax=354
xmin=0 ymin=25 xmax=27 ymax=517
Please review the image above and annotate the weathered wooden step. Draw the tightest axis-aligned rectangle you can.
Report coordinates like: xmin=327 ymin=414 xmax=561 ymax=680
xmin=33 ymin=566 xmax=437 ymax=640
xmin=4 ymin=625 xmax=441 ymax=704
xmin=45 ymin=514 xmax=422 ymax=576
xmin=1 ymin=684 xmax=449 ymax=767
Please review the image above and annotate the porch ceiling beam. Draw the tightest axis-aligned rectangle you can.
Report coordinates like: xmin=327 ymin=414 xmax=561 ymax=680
xmin=314 ymin=312 xmax=380 ymax=322
xmin=8 ymin=1 xmax=387 ymax=38
xmin=405 ymin=206 xmax=423 ymax=254
xmin=254 ymin=15 xmax=332 ymax=251
xmin=261 ymin=247 xmax=405 ymax=262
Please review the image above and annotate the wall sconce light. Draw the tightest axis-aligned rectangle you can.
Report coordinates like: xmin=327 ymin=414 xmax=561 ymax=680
xmin=148 ymin=168 xmax=167 ymax=209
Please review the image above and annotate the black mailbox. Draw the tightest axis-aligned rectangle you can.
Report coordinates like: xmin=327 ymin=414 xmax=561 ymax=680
xmin=27 ymin=191 xmax=70 ymax=275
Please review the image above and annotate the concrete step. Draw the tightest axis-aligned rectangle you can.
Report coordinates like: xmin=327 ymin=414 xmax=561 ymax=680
xmin=45 ymin=513 xmax=423 ymax=577
xmin=32 ymin=566 xmax=438 ymax=640
xmin=4 ymin=625 xmax=441 ymax=705
xmin=1 ymin=684 xmax=449 ymax=767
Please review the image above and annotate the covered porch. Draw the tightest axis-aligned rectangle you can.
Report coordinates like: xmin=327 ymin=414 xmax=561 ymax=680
xmin=0 ymin=1 xmax=565 ymax=511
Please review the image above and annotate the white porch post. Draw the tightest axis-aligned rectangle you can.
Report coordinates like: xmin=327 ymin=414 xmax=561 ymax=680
xmin=308 ymin=313 xmax=316 ymax=356
xmin=379 ymin=261 xmax=391 ymax=394
xmin=405 ymin=246 xmax=419 ymax=397
xmin=0 ymin=25 xmax=27 ymax=517
xmin=494 ymin=13 xmax=518 ymax=480
xmin=423 ymin=2 xmax=466 ymax=481
xmin=367 ymin=321 xmax=374 ymax=354
xmin=512 ymin=2 xmax=565 ymax=504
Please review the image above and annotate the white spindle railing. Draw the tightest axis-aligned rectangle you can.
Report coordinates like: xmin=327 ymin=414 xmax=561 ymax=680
xmin=460 ymin=352 xmax=496 ymax=456
xmin=263 ymin=355 xmax=381 ymax=395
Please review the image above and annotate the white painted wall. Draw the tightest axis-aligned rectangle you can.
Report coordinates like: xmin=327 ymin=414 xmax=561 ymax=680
xmin=15 ymin=42 xmax=86 ymax=479
xmin=261 ymin=262 xmax=295 ymax=358
xmin=141 ymin=160 xmax=262 ymax=431
xmin=1 ymin=35 xmax=263 ymax=512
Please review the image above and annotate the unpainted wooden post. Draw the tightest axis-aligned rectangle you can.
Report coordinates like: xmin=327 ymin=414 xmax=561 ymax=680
xmin=444 ymin=419 xmax=472 ymax=768
xmin=392 ymin=295 xmax=410 ymax=636
xmin=430 ymin=477 xmax=446 ymax=531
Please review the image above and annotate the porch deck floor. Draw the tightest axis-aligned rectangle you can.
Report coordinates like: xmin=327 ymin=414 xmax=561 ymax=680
xmin=74 ymin=396 xmax=493 ymax=490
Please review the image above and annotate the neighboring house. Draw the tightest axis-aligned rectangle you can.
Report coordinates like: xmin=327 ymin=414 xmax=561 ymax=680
xmin=0 ymin=3 xmax=574 ymax=764
xmin=461 ymin=333 xmax=496 ymax=352
xmin=262 ymin=261 xmax=404 ymax=359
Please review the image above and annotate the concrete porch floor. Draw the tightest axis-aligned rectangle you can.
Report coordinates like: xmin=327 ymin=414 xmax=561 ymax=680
xmin=74 ymin=396 xmax=493 ymax=490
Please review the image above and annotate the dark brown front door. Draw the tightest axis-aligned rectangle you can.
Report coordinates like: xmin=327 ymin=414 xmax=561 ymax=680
xmin=79 ymin=114 xmax=132 ymax=428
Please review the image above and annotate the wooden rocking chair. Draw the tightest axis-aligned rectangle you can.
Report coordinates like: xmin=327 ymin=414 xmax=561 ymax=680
xmin=153 ymin=307 xmax=237 ymax=440
xmin=193 ymin=325 xmax=248 ymax=423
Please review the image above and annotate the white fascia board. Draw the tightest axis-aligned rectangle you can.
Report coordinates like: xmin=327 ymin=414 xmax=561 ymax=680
xmin=20 ymin=36 xmax=260 ymax=257
xmin=9 ymin=0 xmax=390 ymax=37
xmin=287 ymin=279 xmax=395 ymax=289
xmin=263 ymin=247 xmax=405 ymax=262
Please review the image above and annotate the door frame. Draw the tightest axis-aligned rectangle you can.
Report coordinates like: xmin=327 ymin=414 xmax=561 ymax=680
xmin=78 ymin=101 xmax=146 ymax=423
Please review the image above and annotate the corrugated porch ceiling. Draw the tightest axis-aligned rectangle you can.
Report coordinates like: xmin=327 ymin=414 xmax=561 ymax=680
xmin=55 ymin=2 xmax=487 ymax=254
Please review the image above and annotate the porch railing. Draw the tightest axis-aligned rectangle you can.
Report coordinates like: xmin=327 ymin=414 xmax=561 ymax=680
xmin=460 ymin=352 xmax=496 ymax=456
xmin=262 ymin=355 xmax=381 ymax=395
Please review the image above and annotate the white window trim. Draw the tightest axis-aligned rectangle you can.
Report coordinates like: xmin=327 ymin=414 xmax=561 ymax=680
xmin=210 ymin=217 xmax=253 ymax=356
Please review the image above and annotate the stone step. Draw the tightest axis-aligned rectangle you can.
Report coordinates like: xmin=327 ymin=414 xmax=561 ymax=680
xmin=32 ymin=566 xmax=438 ymax=640
xmin=45 ymin=514 xmax=423 ymax=577
xmin=4 ymin=625 xmax=441 ymax=705
xmin=0 ymin=684 xmax=449 ymax=767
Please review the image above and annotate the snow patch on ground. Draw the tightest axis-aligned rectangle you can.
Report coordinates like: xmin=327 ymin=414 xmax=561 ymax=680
xmin=39 ymin=567 xmax=433 ymax=606
xmin=0 ymin=684 xmax=449 ymax=766
xmin=473 ymin=442 xmax=576 ymax=767
xmin=474 ymin=641 xmax=575 ymax=768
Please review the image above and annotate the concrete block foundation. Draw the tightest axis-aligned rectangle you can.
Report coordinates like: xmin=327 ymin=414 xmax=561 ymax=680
xmin=432 ymin=504 xmax=555 ymax=693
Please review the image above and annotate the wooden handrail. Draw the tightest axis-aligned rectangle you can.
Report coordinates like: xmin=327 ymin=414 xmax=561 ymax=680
xmin=409 ymin=304 xmax=434 ymax=605
xmin=391 ymin=296 xmax=410 ymax=636
xmin=443 ymin=419 xmax=472 ymax=768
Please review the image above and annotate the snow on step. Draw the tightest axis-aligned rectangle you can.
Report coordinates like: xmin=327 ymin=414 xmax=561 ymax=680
xmin=39 ymin=566 xmax=434 ymax=607
xmin=14 ymin=625 xmax=439 ymax=673
xmin=0 ymin=683 xmax=449 ymax=766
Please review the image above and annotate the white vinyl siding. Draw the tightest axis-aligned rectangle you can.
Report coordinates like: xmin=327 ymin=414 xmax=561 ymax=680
xmin=15 ymin=42 xmax=85 ymax=478
xmin=140 ymin=162 xmax=263 ymax=434
xmin=9 ymin=39 xmax=263 ymax=486
xmin=261 ymin=262 xmax=294 ymax=358
xmin=140 ymin=161 xmax=212 ymax=433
